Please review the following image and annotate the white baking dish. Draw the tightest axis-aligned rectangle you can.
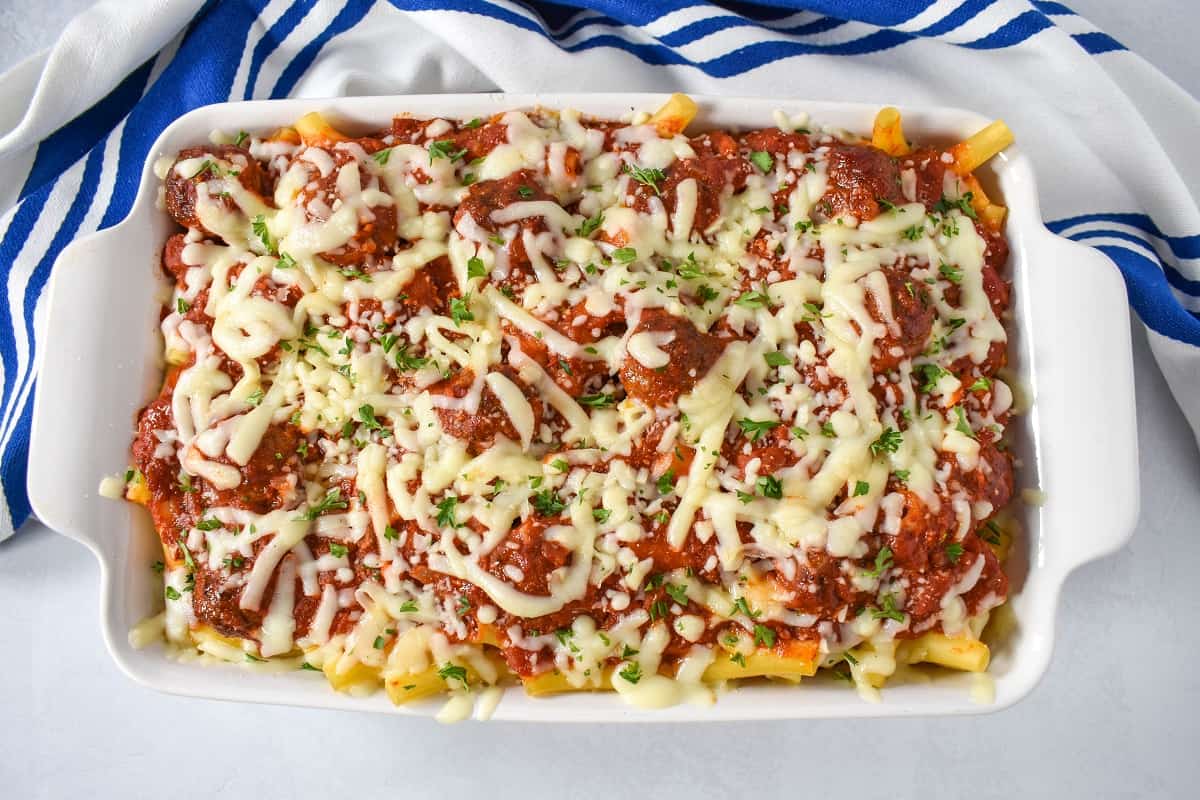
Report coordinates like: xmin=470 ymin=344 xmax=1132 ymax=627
xmin=26 ymin=94 xmax=1139 ymax=721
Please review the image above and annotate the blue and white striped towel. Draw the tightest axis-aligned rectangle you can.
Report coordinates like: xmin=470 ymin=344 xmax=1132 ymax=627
xmin=0 ymin=0 xmax=1196 ymax=540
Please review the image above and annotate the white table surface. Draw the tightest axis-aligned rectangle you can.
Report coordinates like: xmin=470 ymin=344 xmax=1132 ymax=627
xmin=2 ymin=1 xmax=1198 ymax=797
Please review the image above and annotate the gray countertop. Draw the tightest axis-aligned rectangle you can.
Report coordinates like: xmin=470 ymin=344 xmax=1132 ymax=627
xmin=1 ymin=1 xmax=1197 ymax=797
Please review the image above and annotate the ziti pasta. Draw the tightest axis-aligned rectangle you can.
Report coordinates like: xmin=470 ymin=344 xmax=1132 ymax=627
xmin=112 ymin=96 xmax=1018 ymax=711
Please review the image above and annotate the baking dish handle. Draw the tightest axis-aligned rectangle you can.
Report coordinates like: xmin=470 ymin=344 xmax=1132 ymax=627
xmin=1033 ymin=232 xmax=1140 ymax=576
xmin=27 ymin=219 xmax=157 ymax=552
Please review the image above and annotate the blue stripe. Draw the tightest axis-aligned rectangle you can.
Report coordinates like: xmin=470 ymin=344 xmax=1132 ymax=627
xmin=243 ymin=0 xmax=318 ymax=100
xmin=961 ymin=9 xmax=1052 ymax=49
xmin=1073 ymin=31 xmax=1125 ymax=54
xmin=1030 ymin=0 xmax=1074 ymax=15
xmin=1047 ymin=212 xmax=1200 ymax=259
xmin=98 ymin=0 xmax=270 ymax=229
xmin=401 ymin=1 xmax=914 ymax=74
xmin=717 ymin=1 xmax=807 ymax=22
xmin=1067 ymin=229 xmax=1200 ymax=298
xmin=2 ymin=0 xmax=268 ymax=528
xmin=657 ymin=12 xmax=846 ymax=48
xmin=717 ymin=0 xmax=934 ymax=27
xmin=0 ymin=149 xmax=106 ymax=526
xmin=0 ymin=190 xmax=51 ymax=445
xmin=397 ymin=0 xmax=1051 ymax=74
xmin=18 ymin=59 xmax=154 ymax=203
xmin=271 ymin=0 xmax=376 ymax=97
xmin=523 ymin=0 xmax=705 ymax=27
xmin=917 ymin=0 xmax=996 ymax=37
xmin=1 ymin=381 xmax=35 ymax=528
xmin=1093 ymin=244 xmax=1200 ymax=346
xmin=547 ymin=11 xmax=623 ymax=42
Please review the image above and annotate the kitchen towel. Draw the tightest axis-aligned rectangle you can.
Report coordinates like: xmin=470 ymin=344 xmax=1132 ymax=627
xmin=0 ymin=0 xmax=1196 ymax=539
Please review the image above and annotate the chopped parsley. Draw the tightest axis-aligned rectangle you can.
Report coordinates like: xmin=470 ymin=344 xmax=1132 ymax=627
xmin=915 ymin=362 xmax=950 ymax=393
xmin=656 ymin=470 xmax=676 ymax=495
xmin=763 ymin=351 xmax=789 ymax=367
xmin=340 ymin=267 xmax=372 ymax=283
xmin=618 ymin=661 xmax=643 ymax=684
xmin=578 ymin=393 xmax=615 ymax=408
xmin=734 ymin=290 xmax=771 ymax=309
xmin=969 ymin=376 xmax=992 ymax=392
xmin=939 ymin=262 xmax=964 ymax=284
xmin=737 ymin=418 xmax=778 ymax=442
xmin=865 ymin=546 xmax=893 ymax=578
xmin=753 ymin=624 xmax=776 ymax=648
xmin=870 ymin=428 xmax=903 ymax=456
xmin=757 ymin=475 xmax=783 ymax=499
xmin=449 ymin=294 xmax=474 ymax=326
xmin=612 ymin=246 xmax=637 ymax=263
xmin=801 ymin=301 xmax=831 ymax=321
xmin=592 ymin=507 xmax=612 ymax=523
xmin=428 ymin=140 xmax=466 ymax=163
xmin=934 ymin=191 xmax=978 ymax=219
xmin=675 ymin=252 xmax=705 ymax=280
xmin=358 ymin=404 xmax=388 ymax=435
xmin=730 ymin=596 xmax=760 ymax=619
xmin=576 ymin=211 xmax=604 ymax=238
xmin=748 ymin=150 xmax=774 ymax=173
xmin=165 ymin=586 xmax=182 ymax=601
xmin=945 ymin=542 xmax=965 ymax=563
xmin=251 ymin=214 xmax=275 ymax=255
xmin=853 ymin=480 xmax=870 ymax=497
xmin=329 ymin=542 xmax=348 ymax=558
xmin=870 ymin=594 xmax=906 ymax=622
xmin=953 ymin=405 xmax=976 ymax=439
xmin=624 ymin=163 xmax=666 ymax=195
xmin=176 ymin=298 xmax=190 ymax=314
xmin=371 ymin=148 xmax=392 ymax=165
xmin=246 ymin=388 xmax=264 ymax=407
xmin=295 ymin=489 xmax=347 ymax=521
xmin=437 ymin=663 xmax=469 ymax=686
xmin=234 ymin=130 xmax=249 ymax=147
xmin=195 ymin=517 xmax=221 ymax=532
xmin=276 ymin=252 xmax=296 ymax=270
xmin=435 ymin=495 xmax=461 ymax=528
xmin=517 ymin=185 xmax=534 ymax=198
xmin=392 ymin=341 xmax=430 ymax=372
xmin=189 ymin=159 xmax=220 ymax=179
xmin=466 ymin=256 xmax=487 ymax=279
xmin=531 ymin=489 xmax=565 ymax=517
xmin=665 ymin=583 xmax=689 ymax=605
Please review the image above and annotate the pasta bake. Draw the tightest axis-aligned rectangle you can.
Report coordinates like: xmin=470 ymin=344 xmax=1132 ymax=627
xmin=115 ymin=95 xmax=1018 ymax=711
